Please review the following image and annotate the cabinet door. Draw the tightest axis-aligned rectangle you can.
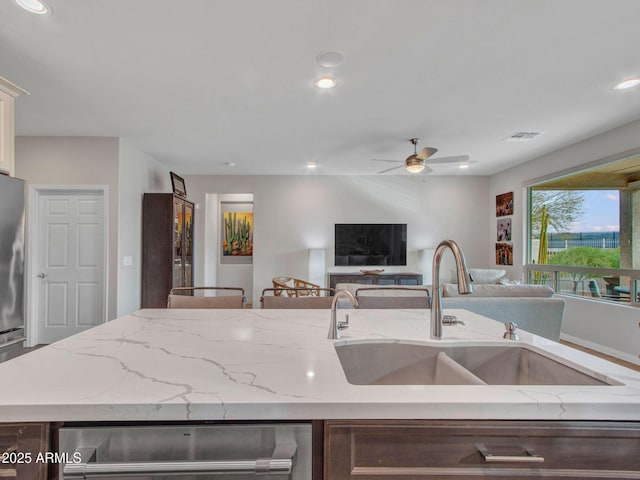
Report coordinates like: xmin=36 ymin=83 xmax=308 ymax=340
xmin=325 ymin=420 xmax=640 ymax=479
xmin=172 ymin=198 xmax=185 ymax=287
xmin=183 ymin=201 xmax=193 ymax=288
xmin=0 ymin=89 xmax=15 ymax=175
xmin=0 ymin=423 xmax=49 ymax=480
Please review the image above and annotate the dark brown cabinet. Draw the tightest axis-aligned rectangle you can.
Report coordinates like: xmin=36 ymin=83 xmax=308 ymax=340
xmin=0 ymin=423 xmax=50 ymax=480
xmin=324 ymin=420 xmax=640 ymax=479
xmin=328 ymin=272 xmax=422 ymax=292
xmin=142 ymin=193 xmax=194 ymax=308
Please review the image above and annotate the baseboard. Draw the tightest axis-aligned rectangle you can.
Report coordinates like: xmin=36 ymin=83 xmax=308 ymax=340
xmin=560 ymin=333 xmax=640 ymax=368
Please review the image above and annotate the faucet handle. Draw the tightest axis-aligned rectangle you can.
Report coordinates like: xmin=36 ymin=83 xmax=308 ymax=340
xmin=338 ymin=314 xmax=350 ymax=331
xmin=443 ymin=314 xmax=465 ymax=326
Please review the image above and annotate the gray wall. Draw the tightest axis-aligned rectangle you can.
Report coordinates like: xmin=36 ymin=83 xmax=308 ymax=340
xmin=185 ymin=174 xmax=491 ymax=306
xmin=16 ymin=136 xmax=171 ymax=321
xmin=16 ymin=136 xmax=121 ymax=321
xmin=117 ymin=139 xmax=170 ymax=316
xmin=490 ymin=118 xmax=640 ymax=364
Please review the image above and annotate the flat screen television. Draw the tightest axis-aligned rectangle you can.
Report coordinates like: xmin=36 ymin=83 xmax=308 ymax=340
xmin=335 ymin=223 xmax=407 ymax=266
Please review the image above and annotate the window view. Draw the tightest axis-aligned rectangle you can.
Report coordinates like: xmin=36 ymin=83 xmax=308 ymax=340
xmin=527 ymin=156 xmax=639 ymax=305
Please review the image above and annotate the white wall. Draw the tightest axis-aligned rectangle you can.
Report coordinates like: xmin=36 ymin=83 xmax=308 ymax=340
xmin=15 ymin=136 xmax=121 ymax=321
xmin=489 ymin=118 xmax=640 ymax=364
xmin=215 ymin=193 xmax=254 ymax=304
xmin=185 ymin=175 xmax=490 ymax=306
xmin=15 ymin=136 xmax=170 ymax=322
xmin=559 ymin=295 xmax=640 ymax=366
xmin=117 ymin=139 xmax=170 ymax=316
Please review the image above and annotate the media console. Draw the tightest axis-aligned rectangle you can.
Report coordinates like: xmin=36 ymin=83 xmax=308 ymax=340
xmin=328 ymin=272 xmax=423 ymax=293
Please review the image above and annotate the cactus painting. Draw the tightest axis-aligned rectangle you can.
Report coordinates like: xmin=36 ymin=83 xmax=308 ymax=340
xmin=223 ymin=212 xmax=253 ymax=256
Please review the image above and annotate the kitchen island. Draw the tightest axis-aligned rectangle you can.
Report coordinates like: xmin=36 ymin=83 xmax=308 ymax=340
xmin=1 ymin=307 xmax=639 ymax=422
xmin=1 ymin=308 xmax=640 ymax=479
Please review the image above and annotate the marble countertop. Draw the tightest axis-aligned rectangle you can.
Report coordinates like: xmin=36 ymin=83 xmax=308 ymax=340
xmin=1 ymin=308 xmax=639 ymax=423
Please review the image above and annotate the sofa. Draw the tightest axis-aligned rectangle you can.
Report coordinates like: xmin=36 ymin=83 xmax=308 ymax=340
xmin=334 ymin=282 xmax=565 ymax=341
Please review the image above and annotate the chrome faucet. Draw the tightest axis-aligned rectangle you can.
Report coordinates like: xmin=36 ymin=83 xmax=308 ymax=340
xmin=328 ymin=290 xmax=358 ymax=339
xmin=430 ymin=239 xmax=473 ymax=339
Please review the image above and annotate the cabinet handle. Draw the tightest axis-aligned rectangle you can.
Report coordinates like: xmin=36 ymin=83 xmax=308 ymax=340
xmin=63 ymin=443 xmax=296 ymax=478
xmin=478 ymin=443 xmax=544 ymax=463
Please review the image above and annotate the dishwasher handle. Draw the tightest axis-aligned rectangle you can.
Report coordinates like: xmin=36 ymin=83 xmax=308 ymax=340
xmin=63 ymin=443 xmax=297 ymax=478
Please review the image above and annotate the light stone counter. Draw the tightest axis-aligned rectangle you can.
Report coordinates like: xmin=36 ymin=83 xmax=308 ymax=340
xmin=0 ymin=308 xmax=639 ymax=422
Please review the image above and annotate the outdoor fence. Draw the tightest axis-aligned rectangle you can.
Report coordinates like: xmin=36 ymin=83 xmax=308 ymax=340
xmin=546 ymin=233 xmax=620 ymax=250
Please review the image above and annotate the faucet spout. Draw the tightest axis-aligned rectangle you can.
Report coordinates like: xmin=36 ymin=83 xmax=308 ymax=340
xmin=430 ymin=239 xmax=473 ymax=339
xmin=328 ymin=290 xmax=358 ymax=339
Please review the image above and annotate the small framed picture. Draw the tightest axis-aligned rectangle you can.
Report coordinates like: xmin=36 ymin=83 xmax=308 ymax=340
xmin=496 ymin=242 xmax=513 ymax=266
xmin=496 ymin=191 xmax=513 ymax=217
xmin=170 ymin=171 xmax=187 ymax=198
xmin=497 ymin=218 xmax=511 ymax=241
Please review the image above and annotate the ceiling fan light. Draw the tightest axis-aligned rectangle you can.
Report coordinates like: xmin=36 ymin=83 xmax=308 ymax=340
xmin=405 ymin=156 xmax=425 ymax=173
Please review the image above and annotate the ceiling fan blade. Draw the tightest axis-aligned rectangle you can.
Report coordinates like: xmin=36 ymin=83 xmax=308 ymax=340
xmin=426 ymin=155 xmax=470 ymax=164
xmin=416 ymin=146 xmax=438 ymax=160
xmin=372 ymin=159 xmax=403 ymax=163
xmin=377 ymin=164 xmax=405 ymax=174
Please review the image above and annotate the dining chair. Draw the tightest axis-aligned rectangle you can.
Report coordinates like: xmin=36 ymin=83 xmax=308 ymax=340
xmin=260 ymin=288 xmax=335 ymax=308
xmin=271 ymin=277 xmax=321 ymax=297
xmin=167 ymin=287 xmax=245 ymax=309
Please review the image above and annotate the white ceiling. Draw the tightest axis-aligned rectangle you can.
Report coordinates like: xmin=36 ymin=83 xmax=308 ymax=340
xmin=2 ymin=0 xmax=640 ymax=176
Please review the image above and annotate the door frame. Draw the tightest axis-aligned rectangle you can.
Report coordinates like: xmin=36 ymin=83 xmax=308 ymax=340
xmin=26 ymin=185 xmax=109 ymax=346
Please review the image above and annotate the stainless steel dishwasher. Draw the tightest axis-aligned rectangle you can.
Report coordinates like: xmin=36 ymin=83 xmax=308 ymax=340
xmin=58 ymin=423 xmax=312 ymax=479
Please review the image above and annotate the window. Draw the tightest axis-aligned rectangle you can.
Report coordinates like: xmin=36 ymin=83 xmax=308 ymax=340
xmin=527 ymin=155 xmax=640 ymax=305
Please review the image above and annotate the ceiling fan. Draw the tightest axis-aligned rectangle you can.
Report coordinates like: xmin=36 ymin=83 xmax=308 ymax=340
xmin=373 ymin=138 xmax=469 ymax=174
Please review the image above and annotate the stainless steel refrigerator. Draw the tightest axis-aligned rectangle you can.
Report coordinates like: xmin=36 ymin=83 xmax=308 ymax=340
xmin=0 ymin=174 xmax=25 ymax=363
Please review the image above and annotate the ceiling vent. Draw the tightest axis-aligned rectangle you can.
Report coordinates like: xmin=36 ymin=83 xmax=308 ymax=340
xmin=503 ymin=131 xmax=543 ymax=142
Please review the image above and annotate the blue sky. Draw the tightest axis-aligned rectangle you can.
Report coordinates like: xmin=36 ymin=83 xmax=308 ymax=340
xmin=570 ymin=190 xmax=619 ymax=232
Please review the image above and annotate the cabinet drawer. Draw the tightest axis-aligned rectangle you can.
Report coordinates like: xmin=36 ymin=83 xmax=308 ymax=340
xmin=0 ymin=423 xmax=50 ymax=480
xmin=325 ymin=420 xmax=640 ymax=479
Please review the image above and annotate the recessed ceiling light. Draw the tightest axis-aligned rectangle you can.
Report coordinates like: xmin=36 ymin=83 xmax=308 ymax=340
xmin=15 ymin=0 xmax=50 ymax=14
xmin=224 ymin=161 xmax=236 ymax=167
xmin=314 ymin=76 xmax=338 ymax=89
xmin=613 ymin=78 xmax=640 ymax=90
xmin=307 ymin=162 xmax=318 ymax=169
xmin=458 ymin=163 xmax=470 ymax=169
xmin=316 ymin=51 xmax=345 ymax=68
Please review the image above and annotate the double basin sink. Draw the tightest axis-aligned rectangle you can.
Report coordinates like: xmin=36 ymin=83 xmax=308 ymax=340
xmin=335 ymin=341 xmax=619 ymax=386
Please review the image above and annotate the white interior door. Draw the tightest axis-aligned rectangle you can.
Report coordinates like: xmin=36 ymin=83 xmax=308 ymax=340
xmin=36 ymin=191 xmax=105 ymax=344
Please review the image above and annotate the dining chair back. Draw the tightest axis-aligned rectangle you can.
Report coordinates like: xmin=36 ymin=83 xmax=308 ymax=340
xmin=261 ymin=288 xmax=335 ymax=308
xmin=271 ymin=277 xmax=321 ymax=297
xmin=355 ymin=287 xmax=431 ymax=309
xmin=167 ymin=287 xmax=245 ymax=309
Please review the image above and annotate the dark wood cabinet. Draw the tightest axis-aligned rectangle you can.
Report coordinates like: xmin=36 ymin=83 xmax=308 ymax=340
xmin=0 ymin=423 xmax=50 ymax=480
xmin=324 ymin=420 xmax=640 ymax=479
xmin=142 ymin=193 xmax=194 ymax=308
xmin=328 ymin=272 xmax=422 ymax=292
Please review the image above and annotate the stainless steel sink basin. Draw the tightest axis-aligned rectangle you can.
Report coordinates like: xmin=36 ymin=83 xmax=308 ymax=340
xmin=335 ymin=341 xmax=616 ymax=386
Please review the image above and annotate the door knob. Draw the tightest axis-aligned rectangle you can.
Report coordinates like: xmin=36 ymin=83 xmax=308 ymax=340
xmin=37 ymin=273 xmax=48 ymax=278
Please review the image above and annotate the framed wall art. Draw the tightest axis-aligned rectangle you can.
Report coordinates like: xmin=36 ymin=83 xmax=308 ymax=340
xmin=496 ymin=242 xmax=513 ymax=266
xmin=497 ymin=217 xmax=511 ymax=242
xmin=220 ymin=201 xmax=253 ymax=265
xmin=496 ymin=191 xmax=513 ymax=217
xmin=170 ymin=171 xmax=187 ymax=198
